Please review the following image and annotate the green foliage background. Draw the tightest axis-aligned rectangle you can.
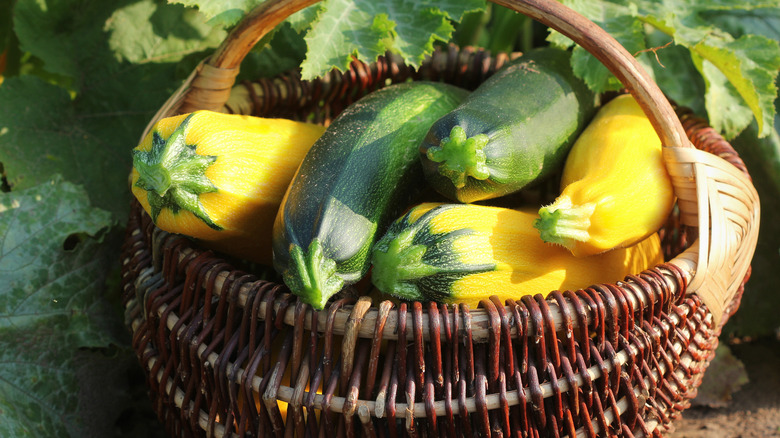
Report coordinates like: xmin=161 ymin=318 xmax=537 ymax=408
xmin=0 ymin=0 xmax=777 ymax=436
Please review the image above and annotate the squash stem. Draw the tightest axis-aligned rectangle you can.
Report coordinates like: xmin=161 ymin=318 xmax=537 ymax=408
xmin=371 ymin=227 xmax=439 ymax=302
xmin=534 ymin=196 xmax=596 ymax=250
xmin=140 ymin=163 xmax=173 ymax=197
xmin=426 ymin=125 xmax=490 ymax=188
xmin=284 ymin=239 xmax=345 ymax=310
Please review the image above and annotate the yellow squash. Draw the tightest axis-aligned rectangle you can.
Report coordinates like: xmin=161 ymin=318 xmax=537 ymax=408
xmin=371 ymin=202 xmax=664 ymax=308
xmin=534 ymin=94 xmax=675 ymax=256
xmin=131 ymin=110 xmax=325 ymax=265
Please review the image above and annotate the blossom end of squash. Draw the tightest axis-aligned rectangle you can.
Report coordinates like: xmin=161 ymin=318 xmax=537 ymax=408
xmin=132 ymin=112 xmax=222 ymax=231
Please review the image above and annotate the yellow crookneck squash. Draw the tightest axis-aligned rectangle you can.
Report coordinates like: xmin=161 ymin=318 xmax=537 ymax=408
xmin=534 ymin=94 xmax=675 ymax=257
xmin=130 ymin=110 xmax=325 ymax=265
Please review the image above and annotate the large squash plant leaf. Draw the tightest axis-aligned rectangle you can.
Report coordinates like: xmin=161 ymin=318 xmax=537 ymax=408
xmin=0 ymin=76 xmax=139 ymax=222
xmin=106 ymin=0 xmax=227 ymax=64
xmin=170 ymin=0 xmax=265 ymax=27
xmin=644 ymin=6 xmax=780 ymax=140
xmin=301 ymin=0 xmax=484 ymax=79
xmin=548 ymin=0 xmax=780 ymax=139
xmin=0 ymin=0 xmax=225 ymax=221
xmin=170 ymin=0 xmax=485 ymax=80
xmin=0 ymin=176 xmax=124 ymax=437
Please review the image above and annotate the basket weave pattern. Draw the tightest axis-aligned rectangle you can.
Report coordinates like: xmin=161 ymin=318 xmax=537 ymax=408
xmin=121 ymin=0 xmax=760 ymax=436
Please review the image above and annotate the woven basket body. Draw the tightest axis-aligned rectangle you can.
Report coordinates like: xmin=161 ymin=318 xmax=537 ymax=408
xmin=121 ymin=0 xmax=760 ymax=436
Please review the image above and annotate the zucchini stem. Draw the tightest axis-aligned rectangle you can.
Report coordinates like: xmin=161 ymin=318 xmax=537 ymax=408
xmin=133 ymin=113 xmax=221 ymax=230
xmin=284 ymin=239 xmax=344 ymax=310
xmin=534 ymin=196 xmax=596 ymax=249
xmin=426 ymin=125 xmax=490 ymax=188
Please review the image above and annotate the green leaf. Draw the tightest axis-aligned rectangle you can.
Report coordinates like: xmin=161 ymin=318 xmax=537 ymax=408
xmin=685 ymin=33 xmax=780 ymax=139
xmin=300 ymin=0 xmax=395 ymax=80
xmin=2 ymin=0 xmax=210 ymax=221
xmin=300 ymin=0 xmax=485 ymax=80
xmin=0 ymin=177 xmax=123 ymax=436
xmin=547 ymin=0 xmax=649 ymax=93
xmin=287 ymin=3 xmax=324 ymax=33
xmin=106 ymin=0 xmax=226 ymax=64
xmin=548 ymin=0 xmax=780 ymax=138
xmin=12 ymin=0 xmax=85 ymax=79
xmin=0 ymin=76 xmax=138 ymax=221
xmin=635 ymin=1 xmax=780 ymax=138
xmin=691 ymin=53 xmax=755 ymax=140
xmin=166 ymin=0 xmax=488 ymax=80
xmin=0 ymin=177 xmax=115 ymax=334
xmin=14 ymin=0 xmax=223 ymax=87
xmin=426 ymin=0 xmax=487 ymax=22
xmin=702 ymin=7 xmax=780 ymax=41
xmin=169 ymin=0 xmax=264 ymax=27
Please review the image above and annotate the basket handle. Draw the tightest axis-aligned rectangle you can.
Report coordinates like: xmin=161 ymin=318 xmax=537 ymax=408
xmin=161 ymin=0 xmax=691 ymax=152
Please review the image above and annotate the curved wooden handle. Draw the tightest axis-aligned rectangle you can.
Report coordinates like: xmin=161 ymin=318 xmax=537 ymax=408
xmin=194 ymin=0 xmax=691 ymax=151
xmin=209 ymin=0 xmax=321 ymax=70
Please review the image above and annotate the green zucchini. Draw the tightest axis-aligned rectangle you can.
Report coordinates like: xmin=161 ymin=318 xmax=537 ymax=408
xmin=272 ymin=81 xmax=469 ymax=310
xmin=419 ymin=47 xmax=596 ymax=203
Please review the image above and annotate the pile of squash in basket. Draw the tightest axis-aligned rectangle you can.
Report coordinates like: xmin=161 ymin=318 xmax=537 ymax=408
xmin=130 ymin=47 xmax=674 ymax=311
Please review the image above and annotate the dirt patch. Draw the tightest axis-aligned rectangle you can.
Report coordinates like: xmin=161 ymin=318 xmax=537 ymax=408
xmin=669 ymin=337 xmax=780 ymax=438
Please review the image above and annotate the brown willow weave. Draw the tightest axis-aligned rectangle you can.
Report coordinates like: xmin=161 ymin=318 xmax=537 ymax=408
xmin=121 ymin=46 xmax=750 ymax=438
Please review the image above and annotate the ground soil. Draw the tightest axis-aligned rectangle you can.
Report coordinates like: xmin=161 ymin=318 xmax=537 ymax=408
xmin=668 ymin=337 xmax=780 ymax=438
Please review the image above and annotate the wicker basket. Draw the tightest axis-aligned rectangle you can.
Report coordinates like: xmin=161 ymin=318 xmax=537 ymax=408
xmin=120 ymin=0 xmax=761 ymax=436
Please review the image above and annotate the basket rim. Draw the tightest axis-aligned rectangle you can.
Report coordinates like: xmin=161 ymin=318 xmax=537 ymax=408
xmin=130 ymin=218 xmax=695 ymax=342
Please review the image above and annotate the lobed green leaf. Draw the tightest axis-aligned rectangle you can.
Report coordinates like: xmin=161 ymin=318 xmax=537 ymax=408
xmin=689 ymin=36 xmax=780 ymax=140
xmin=300 ymin=0 xmax=484 ymax=80
xmin=637 ymin=1 xmax=780 ymax=138
xmin=169 ymin=0 xmax=264 ymax=27
xmin=0 ymin=177 xmax=123 ymax=437
xmin=106 ymin=0 xmax=226 ymax=64
xmin=550 ymin=0 xmax=780 ymax=138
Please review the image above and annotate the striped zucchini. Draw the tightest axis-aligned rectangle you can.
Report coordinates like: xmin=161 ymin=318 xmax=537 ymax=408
xmin=370 ymin=202 xmax=663 ymax=307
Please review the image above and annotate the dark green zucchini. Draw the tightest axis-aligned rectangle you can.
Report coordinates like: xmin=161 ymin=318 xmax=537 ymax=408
xmin=419 ymin=47 xmax=596 ymax=203
xmin=272 ymin=81 xmax=468 ymax=310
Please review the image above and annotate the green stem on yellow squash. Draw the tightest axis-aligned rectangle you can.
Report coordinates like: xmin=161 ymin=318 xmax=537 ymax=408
xmin=133 ymin=113 xmax=222 ymax=230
